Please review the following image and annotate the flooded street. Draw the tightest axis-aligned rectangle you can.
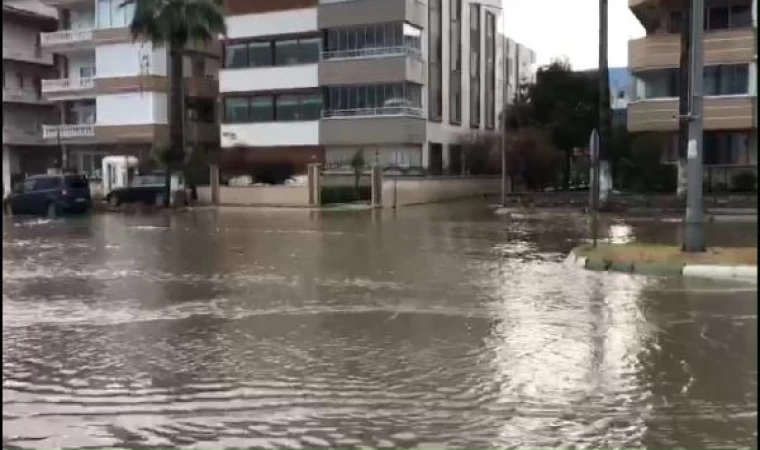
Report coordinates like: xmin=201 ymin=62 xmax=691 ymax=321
xmin=3 ymin=204 xmax=757 ymax=449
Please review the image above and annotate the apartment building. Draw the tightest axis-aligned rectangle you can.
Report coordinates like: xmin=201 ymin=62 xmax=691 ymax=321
xmin=35 ymin=0 xmax=220 ymax=180
xmin=628 ymin=0 xmax=757 ymax=187
xmin=2 ymin=0 xmax=59 ymax=196
xmin=219 ymin=0 xmax=504 ymax=178
xmin=503 ymin=36 xmax=536 ymax=105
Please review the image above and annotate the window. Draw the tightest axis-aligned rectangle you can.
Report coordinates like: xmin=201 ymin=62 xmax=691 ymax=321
xmin=301 ymin=93 xmax=323 ymax=120
xmin=250 ymin=96 xmax=274 ymax=122
xmin=706 ymin=6 xmax=729 ymax=30
xmin=704 ymin=131 xmax=750 ymax=165
xmin=668 ymin=10 xmax=683 ymax=34
xmin=429 ymin=0 xmax=443 ymax=121
xmin=276 ymin=94 xmax=300 ymax=121
xmin=225 ymin=43 xmax=248 ymax=68
xmin=224 ymin=97 xmax=249 ymax=123
xmin=80 ymin=66 xmax=95 ymax=78
xmin=704 ymin=64 xmax=749 ymax=96
xmin=249 ymin=41 xmax=272 ymax=67
xmin=224 ymin=36 xmax=320 ymax=68
xmin=325 ymin=83 xmax=422 ymax=115
xmin=730 ymin=4 xmax=752 ymax=28
xmin=187 ymin=98 xmax=215 ymax=122
xmin=470 ymin=3 xmax=481 ymax=128
xmin=485 ymin=10 xmax=496 ymax=130
xmin=449 ymin=0 xmax=462 ymax=124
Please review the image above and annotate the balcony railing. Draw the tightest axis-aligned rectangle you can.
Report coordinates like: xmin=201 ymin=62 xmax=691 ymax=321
xmin=41 ymin=77 xmax=95 ymax=94
xmin=2 ymin=88 xmax=43 ymax=103
xmin=40 ymin=28 xmax=94 ymax=47
xmin=323 ymin=106 xmax=423 ymax=118
xmin=42 ymin=124 xmax=95 ymax=139
xmin=322 ymin=45 xmax=422 ymax=61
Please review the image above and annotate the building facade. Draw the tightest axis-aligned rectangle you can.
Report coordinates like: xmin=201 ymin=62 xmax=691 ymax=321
xmin=628 ymin=0 xmax=757 ymax=189
xmin=3 ymin=0 xmax=59 ymax=196
xmin=219 ymin=0 xmax=504 ymax=178
xmin=34 ymin=0 xmax=220 ymax=180
xmin=503 ymin=36 xmax=536 ymax=106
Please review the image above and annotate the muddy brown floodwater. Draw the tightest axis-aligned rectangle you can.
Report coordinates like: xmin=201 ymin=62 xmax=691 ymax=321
xmin=2 ymin=203 xmax=757 ymax=449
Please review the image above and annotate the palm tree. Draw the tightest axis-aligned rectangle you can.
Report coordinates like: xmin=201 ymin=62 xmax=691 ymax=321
xmin=121 ymin=0 xmax=226 ymax=207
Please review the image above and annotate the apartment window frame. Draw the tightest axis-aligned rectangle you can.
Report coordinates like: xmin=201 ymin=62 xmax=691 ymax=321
xmin=428 ymin=0 xmax=443 ymax=122
xmin=325 ymin=83 xmax=423 ymax=116
xmin=223 ymin=91 xmax=322 ymax=123
xmin=324 ymin=22 xmax=421 ymax=58
xmin=223 ymin=34 xmax=321 ymax=69
xmin=484 ymin=10 xmax=496 ymax=130
xmin=469 ymin=3 xmax=481 ymax=129
xmin=449 ymin=0 xmax=462 ymax=125
xmin=636 ymin=64 xmax=750 ymax=100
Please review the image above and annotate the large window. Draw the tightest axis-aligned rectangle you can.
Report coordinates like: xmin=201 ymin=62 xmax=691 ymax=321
xmin=469 ymin=4 xmax=481 ymax=128
xmin=429 ymin=0 xmax=443 ymax=121
xmin=449 ymin=0 xmax=462 ymax=124
xmin=223 ymin=35 xmax=320 ymax=69
xmin=704 ymin=64 xmax=749 ymax=96
xmin=223 ymin=92 xmax=321 ymax=123
xmin=325 ymin=83 xmax=423 ymax=116
xmin=667 ymin=3 xmax=752 ymax=34
xmin=484 ymin=10 xmax=496 ymax=130
xmin=635 ymin=64 xmax=749 ymax=99
xmin=324 ymin=23 xmax=421 ymax=59
xmin=704 ymin=131 xmax=751 ymax=165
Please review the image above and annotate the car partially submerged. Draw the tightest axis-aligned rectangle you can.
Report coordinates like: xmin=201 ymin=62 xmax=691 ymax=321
xmin=106 ymin=173 xmax=168 ymax=207
xmin=4 ymin=173 xmax=92 ymax=217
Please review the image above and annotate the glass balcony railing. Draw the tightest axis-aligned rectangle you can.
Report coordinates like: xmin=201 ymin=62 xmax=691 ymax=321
xmin=322 ymin=45 xmax=422 ymax=61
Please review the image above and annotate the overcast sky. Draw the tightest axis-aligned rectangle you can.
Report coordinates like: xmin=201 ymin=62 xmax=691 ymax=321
xmin=502 ymin=0 xmax=646 ymax=70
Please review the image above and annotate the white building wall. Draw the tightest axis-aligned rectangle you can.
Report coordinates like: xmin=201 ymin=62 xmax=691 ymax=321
xmin=96 ymin=92 xmax=168 ymax=125
xmin=96 ymin=42 xmax=168 ymax=78
xmin=225 ymin=8 xmax=317 ymax=39
xmin=67 ymin=53 xmax=96 ymax=79
xmin=219 ymin=65 xmax=319 ymax=93
xmin=221 ymin=122 xmax=320 ymax=147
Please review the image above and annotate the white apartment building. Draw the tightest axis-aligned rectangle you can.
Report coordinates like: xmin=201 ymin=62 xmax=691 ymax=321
xmin=36 ymin=0 xmax=220 ymax=179
xmin=2 ymin=0 xmax=59 ymax=196
xmin=503 ymin=36 xmax=536 ymax=106
xmin=219 ymin=0 xmax=505 ymax=177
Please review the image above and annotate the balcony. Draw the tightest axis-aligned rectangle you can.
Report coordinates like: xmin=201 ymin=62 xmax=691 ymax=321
xmin=629 ymin=28 xmax=756 ymax=71
xmin=40 ymin=28 xmax=95 ymax=52
xmin=627 ymin=96 xmax=757 ymax=132
xmin=42 ymin=124 xmax=95 ymax=140
xmin=318 ymin=0 xmax=424 ymax=28
xmin=320 ymin=47 xmax=425 ymax=85
xmin=2 ymin=88 xmax=47 ymax=104
xmin=41 ymin=77 xmax=95 ymax=99
xmin=320 ymin=107 xmax=426 ymax=145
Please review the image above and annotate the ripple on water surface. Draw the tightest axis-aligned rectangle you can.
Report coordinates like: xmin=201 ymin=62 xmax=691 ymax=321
xmin=2 ymin=210 xmax=757 ymax=448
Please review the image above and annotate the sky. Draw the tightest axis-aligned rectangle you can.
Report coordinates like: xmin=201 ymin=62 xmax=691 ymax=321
xmin=502 ymin=0 xmax=646 ymax=70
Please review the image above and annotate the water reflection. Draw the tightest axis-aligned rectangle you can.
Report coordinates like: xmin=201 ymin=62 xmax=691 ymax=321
xmin=2 ymin=205 xmax=756 ymax=448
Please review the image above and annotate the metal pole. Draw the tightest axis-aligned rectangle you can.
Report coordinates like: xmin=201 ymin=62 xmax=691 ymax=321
xmin=677 ymin=1 xmax=693 ymax=200
xmin=598 ymin=0 xmax=610 ymax=206
xmin=684 ymin=0 xmax=705 ymax=252
xmin=500 ymin=130 xmax=507 ymax=206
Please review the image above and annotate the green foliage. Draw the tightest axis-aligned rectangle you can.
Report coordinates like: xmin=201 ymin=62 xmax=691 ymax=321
xmin=504 ymin=128 xmax=563 ymax=191
xmin=458 ymin=133 xmax=501 ymax=175
xmin=621 ymin=133 xmax=676 ymax=193
xmin=121 ymin=0 xmax=227 ymax=47
xmin=732 ymin=171 xmax=757 ymax=192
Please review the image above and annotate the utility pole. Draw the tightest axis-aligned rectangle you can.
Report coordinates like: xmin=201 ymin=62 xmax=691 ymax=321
xmin=684 ymin=0 xmax=705 ymax=252
xmin=598 ymin=0 xmax=611 ymax=207
xmin=677 ymin=2 xmax=692 ymax=200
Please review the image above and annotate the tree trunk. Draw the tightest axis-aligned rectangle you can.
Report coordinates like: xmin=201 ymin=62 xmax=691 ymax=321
xmin=166 ymin=44 xmax=186 ymax=208
xmin=598 ymin=0 xmax=612 ymax=205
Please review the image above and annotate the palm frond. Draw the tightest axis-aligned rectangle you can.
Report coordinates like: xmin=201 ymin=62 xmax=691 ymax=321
xmin=121 ymin=0 xmax=226 ymax=47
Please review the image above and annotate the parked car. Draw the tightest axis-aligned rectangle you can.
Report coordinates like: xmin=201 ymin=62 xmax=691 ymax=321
xmin=4 ymin=173 xmax=92 ymax=217
xmin=106 ymin=174 xmax=167 ymax=207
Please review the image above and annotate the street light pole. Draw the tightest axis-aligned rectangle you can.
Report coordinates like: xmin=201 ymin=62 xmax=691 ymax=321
xmin=684 ymin=0 xmax=705 ymax=252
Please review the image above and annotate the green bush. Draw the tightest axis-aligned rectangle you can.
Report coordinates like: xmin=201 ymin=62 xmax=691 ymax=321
xmin=321 ymin=186 xmax=371 ymax=204
xmin=732 ymin=172 xmax=757 ymax=193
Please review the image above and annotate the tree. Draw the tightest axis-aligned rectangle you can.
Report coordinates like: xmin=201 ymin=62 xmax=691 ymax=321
xmin=122 ymin=0 xmax=226 ymax=206
xmin=503 ymin=60 xmax=599 ymax=189
xmin=350 ymin=149 xmax=365 ymax=198
xmin=504 ymin=128 xmax=563 ymax=191
xmin=458 ymin=133 xmax=501 ymax=176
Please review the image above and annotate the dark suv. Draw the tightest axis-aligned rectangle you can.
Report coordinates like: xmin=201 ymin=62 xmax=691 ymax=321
xmin=4 ymin=173 xmax=92 ymax=217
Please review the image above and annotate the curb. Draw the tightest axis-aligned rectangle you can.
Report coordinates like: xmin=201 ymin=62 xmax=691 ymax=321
xmin=566 ymin=246 xmax=757 ymax=284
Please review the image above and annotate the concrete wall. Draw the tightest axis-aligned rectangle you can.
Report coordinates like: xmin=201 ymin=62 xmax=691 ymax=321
xmin=198 ymin=185 xmax=310 ymax=207
xmin=381 ymin=176 xmax=502 ymax=207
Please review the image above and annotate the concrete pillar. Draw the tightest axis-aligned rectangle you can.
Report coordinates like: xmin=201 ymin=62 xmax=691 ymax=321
xmin=307 ymin=163 xmax=322 ymax=206
xmin=370 ymin=165 xmax=383 ymax=207
xmin=3 ymin=147 xmax=11 ymax=198
xmin=209 ymin=163 xmax=220 ymax=205
xmin=421 ymin=141 xmax=430 ymax=170
xmin=442 ymin=143 xmax=451 ymax=174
